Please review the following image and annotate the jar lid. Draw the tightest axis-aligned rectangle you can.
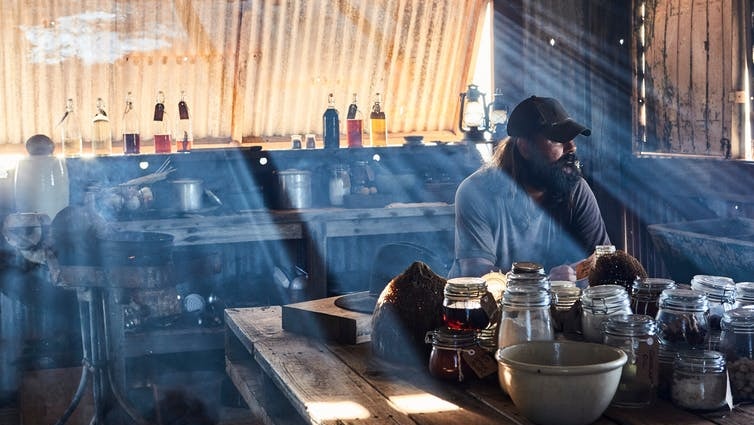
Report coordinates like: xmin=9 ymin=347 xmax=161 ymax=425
xmin=632 ymin=277 xmax=676 ymax=296
xmin=690 ymin=275 xmax=735 ymax=302
xmin=673 ymin=349 xmax=726 ymax=373
xmin=735 ymin=282 xmax=754 ymax=303
xmin=603 ymin=313 xmax=658 ymax=337
xmin=510 ymin=261 xmax=545 ymax=275
xmin=721 ymin=306 xmax=754 ymax=332
xmin=445 ymin=277 xmax=487 ymax=299
xmin=502 ymin=284 xmax=551 ymax=307
xmin=426 ymin=327 xmax=477 ymax=348
xmin=580 ymin=284 xmax=629 ymax=312
xmin=594 ymin=245 xmax=616 ymax=256
xmin=659 ymin=288 xmax=709 ymax=312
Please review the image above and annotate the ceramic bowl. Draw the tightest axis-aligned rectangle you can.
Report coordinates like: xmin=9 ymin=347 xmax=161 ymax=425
xmin=496 ymin=341 xmax=627 ymax=425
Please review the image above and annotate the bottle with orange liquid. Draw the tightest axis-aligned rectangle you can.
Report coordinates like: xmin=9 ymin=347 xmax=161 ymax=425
xmin=369 ymin=92 xmax=387 ymax=147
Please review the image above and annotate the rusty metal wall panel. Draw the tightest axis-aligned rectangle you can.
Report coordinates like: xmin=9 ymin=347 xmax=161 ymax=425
xmin=0 ymin=0 xmax=486 ymax=147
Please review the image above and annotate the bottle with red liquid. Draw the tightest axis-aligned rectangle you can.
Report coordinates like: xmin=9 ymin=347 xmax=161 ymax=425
xmin=152 ymin=91 xmax=171 ymax=153
xmin=346 ymin=93 xmax=363 ymax=148
xmin=442 ymin=277 xmax=490 ymax=331
xmin=175 ymin=91 xmax=193 ymax=152
xmin=122 ymin=91 xmax=140 ymax=154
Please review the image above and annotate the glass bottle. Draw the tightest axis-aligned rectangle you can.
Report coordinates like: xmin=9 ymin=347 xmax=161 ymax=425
xmin=152 ymin=91 xmax=171 ymax=153
xmin=346 ymin=93 xmax=363 ymax=148
xmin=369 ymin=92 xmax=387 ymax=147
xmin=322 ymin=93 xmax=340 ymax=149
xmin=580 ymin=284 xmax=631 ymax=343
xmin=59 ymin=98 xmax=83 ymax=156
xmin=719 ymin=307 xmax=754 ymax=402
xmin=655 ymin=288 xmax=709 ymax=349
xmin=426 ymin=327 xmax=477 ymax=382
xmin=734 ymin=282 xmax=754 ymax=308
xmin=671 ymin=350 xmax=728 ymax=411
xmin=631 ymin=277 xmax=676 ymax=317
xmin=175 ymin=91 xmax=193 ymax=152
xmin=122 ymin=91 xmax=140 ymax=154
xmin=603 ymin=314 xmax=659 ymax=407
xmin=442 ymin=277 xmax=489 ymax=331
xmin=91 ymin=98 xmax=112 ymax=155
xmin=498 ymin=284 xmax=554 ymax=349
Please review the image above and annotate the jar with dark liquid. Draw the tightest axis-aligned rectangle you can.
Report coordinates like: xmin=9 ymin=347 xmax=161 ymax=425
xmin=426 ymin=327 xmax=477 ymax=382
xmin=631 ymin=277 xmax=676 ymax=317
xmin=442 ymin=277 xmax=489 ymax=331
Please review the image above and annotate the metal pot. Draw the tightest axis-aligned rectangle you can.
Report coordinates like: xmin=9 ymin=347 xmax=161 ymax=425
xmin=172 ymin=179 xmax=203 ymax=212
xmin=276 ymin=169 xmax=311 ymax=209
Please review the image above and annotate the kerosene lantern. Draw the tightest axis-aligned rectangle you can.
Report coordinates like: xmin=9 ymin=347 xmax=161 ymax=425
xmin=487 ymin=88 xmax=509 ymax=144
xmin=458 ymin=84 xmax=489 ymax=142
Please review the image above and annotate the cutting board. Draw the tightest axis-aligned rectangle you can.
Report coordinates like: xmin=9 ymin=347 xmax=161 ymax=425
xmin=281 ymin=296 xmax=372 ymax=344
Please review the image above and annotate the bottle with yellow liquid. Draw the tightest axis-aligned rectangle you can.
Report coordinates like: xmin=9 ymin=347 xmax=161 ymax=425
xmin=369 ymin=92 xmax=387 ymax=147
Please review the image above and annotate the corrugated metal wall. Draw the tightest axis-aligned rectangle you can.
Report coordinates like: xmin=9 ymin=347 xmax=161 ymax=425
xmin=0 ymin=0 xmax=486 ymax=148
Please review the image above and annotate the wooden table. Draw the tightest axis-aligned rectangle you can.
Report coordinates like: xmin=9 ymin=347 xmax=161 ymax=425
xmin=224 ymin=306 xmax=754 ymax=425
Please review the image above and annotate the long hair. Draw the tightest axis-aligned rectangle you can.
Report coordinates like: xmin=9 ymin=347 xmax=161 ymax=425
xmin=488 ymin=136 xmax=527 ymax=185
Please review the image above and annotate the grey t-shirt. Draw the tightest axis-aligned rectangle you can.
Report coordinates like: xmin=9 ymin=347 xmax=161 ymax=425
xmin=449 ymin=166 xmax=610 ymax=276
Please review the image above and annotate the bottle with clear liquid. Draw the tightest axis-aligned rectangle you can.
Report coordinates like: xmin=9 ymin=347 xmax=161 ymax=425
xmin=152 ymin=91 xmax=171 ymax=154
xmin=59 ymin=98 xmax=83 ymax=156
xmin=91 ymin=98 xmax=112 ymax=155
xmin=369 ymin=92 xmax=387 ymax=147
xmin=346 ymin=93 xmax=363 ymax=148
xmin=322 ymin=93 xmax=340 ymax=149
xmin=175 ymin=91 xmax=193 ymax=152
xmin=122 ymin=92 xmax=140 ymax=154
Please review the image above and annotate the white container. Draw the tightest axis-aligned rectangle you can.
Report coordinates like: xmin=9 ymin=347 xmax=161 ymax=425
xmin=14 ymin=156 xmax=69 ymax=219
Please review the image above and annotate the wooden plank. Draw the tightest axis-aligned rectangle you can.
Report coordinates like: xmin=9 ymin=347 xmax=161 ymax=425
xmin=603 ymin=399 xmax=716 ymax=425
xmin=124 ymin=326 xmax=224 ymax=357
xmin=281 ymin=296 xmax=372 ymax=344
xmin=225 ymin=358 xmax=280 ymax=425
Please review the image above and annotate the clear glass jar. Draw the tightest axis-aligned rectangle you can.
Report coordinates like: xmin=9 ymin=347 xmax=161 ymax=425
xmin=328 ymin=165 xmax=350 ymax=206
xmin=443 ymin=277 xmax=489 ymax=331
xmin=506 ymin=261 xmax=550 ymax=290
xmin=580 ymin=284 xmax=631 ymax=343
xmin=631 ymin=277 xmax=676 ymax=317
xmin=656 ymin=289 xmax=709 ymax=349
xmin=498 ymin=284 xmax=554 ymax=349
xmin=671 ymin=350 xmax=727 ymax=411
xmin=690 ymin=274 xmax=735 ymax=330
xmin=719 ymin=307 xmax=754 ymax=402
xmin=602 ymin=314 xmax=659 ymax=407
xmin=426 ymin=327 xmax=477 ymax=382
xmin=734 ymin=282 xmax=754 ymax=308
xmin=550 ymin=285 xmax=582 ymax=336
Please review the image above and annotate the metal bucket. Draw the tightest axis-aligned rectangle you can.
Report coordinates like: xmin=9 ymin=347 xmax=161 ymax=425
xmin=172 ymin=179 xmax=203 ymax=212
xmin=276 ymin=169 xmax=311 ymax=209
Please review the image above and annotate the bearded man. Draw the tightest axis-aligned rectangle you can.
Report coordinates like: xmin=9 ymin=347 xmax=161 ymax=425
xmin=448 ymin=96 xmax=610 ymax=280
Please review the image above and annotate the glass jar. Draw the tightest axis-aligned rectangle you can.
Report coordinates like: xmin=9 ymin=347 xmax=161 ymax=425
xmin=655 ymin=289 xmax=709 ymax=349
xmin=580 ymin=284 xmax=631 ymax=343
xmin=426 ymin=327 xmax=477 ymax=382
xmin=498 ymin=284 xmax=554 ymax=349
xmin=734 ymin=282 xmax=754 ymax=308
xmin=690 ymin=274 xmax=735 ymax=330
xmin=443 ymin=277 xmax=489 ymax=331
xmin=657 ymin=343 xmax=678 ymax=400
xmin=719 ymin=307 xmax=754 ymax=402
xmin=328 ymin=165 xmax=350 ymax=206
xmin=631 ymin=277 xmax=676 ymax=317
xmin=550 ymin=284 xmax=582 ymax=336
xmin=603 ymin=314 xmax=659 ymax=407
xmin=506 ymin=261 xmax=549 ymax=290
xmin=671 ymin=350 xmax=728 ymax=411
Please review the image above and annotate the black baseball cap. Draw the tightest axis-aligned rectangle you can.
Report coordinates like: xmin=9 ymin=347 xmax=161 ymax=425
xmin=507 ymin=96 xmax=591 ymax=142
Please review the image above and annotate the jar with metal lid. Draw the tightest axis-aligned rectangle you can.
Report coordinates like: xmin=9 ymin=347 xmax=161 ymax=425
xmin=719 ymin=307 xmax=754 ymax=402
xmin=506 ymin=261 xmax=550 ymax=290
xmin=426 ymin=327 xmax=477 ymax=382
xmin=631 ymin=277 xmax=676 ymax=317
xmin=671 ymin=350 xmax=728 ymax=411
xmin=580 ymin=284 xmax=631 ymax=342
xmin=550 ymin=284 xmax=582 ymax=336
xmin=657 ymin=343 xmax=678 ymax=400
xmin=602 ymin=314 xmax=659 ymax=407
xmin=443 ymin=277 xmax=489 ymax=331
xmin=656 ymin=289 xmax=709 ymax=349
xmin=733 ymin=282 xmax=754 ymax=308
xmin=690 ymin=275 xmax=735 ymax=330
xmin=498 ymin=285 xmax=554 ymax=349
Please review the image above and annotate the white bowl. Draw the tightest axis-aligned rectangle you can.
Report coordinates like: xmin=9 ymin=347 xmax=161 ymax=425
xmin=496 ymin=341 xmax=627 ymax=425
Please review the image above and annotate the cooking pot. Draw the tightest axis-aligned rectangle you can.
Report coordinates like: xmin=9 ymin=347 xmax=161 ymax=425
xmin=172 ymin=179 xmax=203 ymax=212
xmin=275 ymin=169 xmax=311 ymax=209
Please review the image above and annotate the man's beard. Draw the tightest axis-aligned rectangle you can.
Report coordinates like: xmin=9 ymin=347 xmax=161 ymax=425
xmin=524 ymin=152 xmax=582 ymax=198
